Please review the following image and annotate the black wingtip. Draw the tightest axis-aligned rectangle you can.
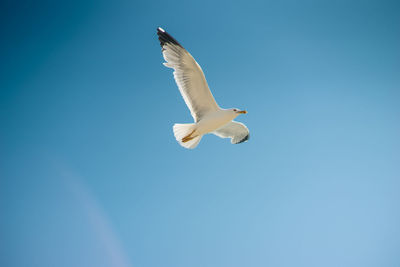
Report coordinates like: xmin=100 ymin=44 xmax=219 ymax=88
xmin=156 ymin=27 xmax=183 ymax=48
xmin=236 ymin=134 xmax=250 ymax=144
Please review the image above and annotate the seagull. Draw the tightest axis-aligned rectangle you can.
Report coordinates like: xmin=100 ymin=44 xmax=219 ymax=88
xmin=157 ymin=27 xmax=249 ymax=149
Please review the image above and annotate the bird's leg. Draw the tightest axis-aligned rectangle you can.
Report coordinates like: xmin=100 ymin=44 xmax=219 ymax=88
xmin=182 ymin=130 xmax=197 ymax=143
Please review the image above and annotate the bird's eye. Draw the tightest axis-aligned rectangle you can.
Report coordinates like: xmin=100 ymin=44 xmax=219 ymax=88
xmin=233 ymin=109 xmax=237 ymax=112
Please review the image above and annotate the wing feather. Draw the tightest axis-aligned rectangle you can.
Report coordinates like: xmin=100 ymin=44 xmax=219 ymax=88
xmin=157 ymin=28 xmax=219 ymax=122
xmin=213 ymin=121 xmax=250 ymax=144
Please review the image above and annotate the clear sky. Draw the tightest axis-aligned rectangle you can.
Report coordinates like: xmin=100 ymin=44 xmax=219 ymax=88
xmin=1 ymin=0 xmax=399 ymax=266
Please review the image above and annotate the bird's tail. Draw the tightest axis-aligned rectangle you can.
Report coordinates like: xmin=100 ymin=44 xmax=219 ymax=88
xmin=173 ymin=123 xmax=202 ymax=149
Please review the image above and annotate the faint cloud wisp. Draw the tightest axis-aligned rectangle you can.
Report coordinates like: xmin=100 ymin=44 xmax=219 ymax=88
xmin=60 ymin=168 xmax=132 ymax=267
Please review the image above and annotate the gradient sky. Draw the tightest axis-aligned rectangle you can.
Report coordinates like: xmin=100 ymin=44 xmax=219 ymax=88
xmin=1 ymin=0 xmax=400 ymax=266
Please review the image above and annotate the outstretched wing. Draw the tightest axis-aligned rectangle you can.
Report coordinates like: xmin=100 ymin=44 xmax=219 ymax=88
xmin=157 ymin=27 xmax=219 ymax=122
xmin=213 ymin=121 xmax=250 ymax=144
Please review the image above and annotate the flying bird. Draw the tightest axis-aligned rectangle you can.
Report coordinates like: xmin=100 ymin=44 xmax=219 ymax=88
xmin=157 ymin=27 xmax=249 ymax=149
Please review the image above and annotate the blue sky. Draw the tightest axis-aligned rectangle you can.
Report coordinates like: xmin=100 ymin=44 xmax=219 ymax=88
xmin=1 ymin=0 xmax=400 ymax=266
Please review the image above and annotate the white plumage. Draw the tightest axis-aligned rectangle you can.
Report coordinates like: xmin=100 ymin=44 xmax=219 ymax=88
xmin=157 ymin=27 xmax=249 ymax=149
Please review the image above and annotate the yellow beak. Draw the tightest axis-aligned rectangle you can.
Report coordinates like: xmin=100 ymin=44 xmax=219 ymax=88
xmin=238 ymin=110 xmax=247 ymax=114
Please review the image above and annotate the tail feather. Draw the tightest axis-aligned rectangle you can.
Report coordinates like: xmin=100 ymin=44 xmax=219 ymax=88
xmin=173 ymin=123 xmax=202 ymax=149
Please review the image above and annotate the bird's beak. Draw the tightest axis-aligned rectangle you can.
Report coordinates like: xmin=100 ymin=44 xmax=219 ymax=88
xmin=238 ymin=110 xmax=247 ymax=114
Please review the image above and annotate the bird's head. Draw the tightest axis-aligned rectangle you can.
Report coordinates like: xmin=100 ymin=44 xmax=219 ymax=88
xmin=231 ymin=108 xmax=247 ymax=115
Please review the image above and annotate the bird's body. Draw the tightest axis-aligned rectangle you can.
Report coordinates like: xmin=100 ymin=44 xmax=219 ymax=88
xmin=157 ymin=27 xmax=249 ymax=149
xmin=196 ymin=109 xmax=239 ymax=135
